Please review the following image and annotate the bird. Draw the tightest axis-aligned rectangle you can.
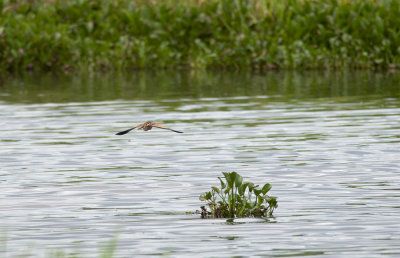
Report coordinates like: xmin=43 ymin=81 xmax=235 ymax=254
xmin=115 ymin=121 xmax=183 ymax=135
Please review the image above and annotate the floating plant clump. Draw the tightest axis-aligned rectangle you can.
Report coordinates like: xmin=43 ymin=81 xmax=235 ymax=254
xmin=199 ymin=172 xmax=278 ymax=219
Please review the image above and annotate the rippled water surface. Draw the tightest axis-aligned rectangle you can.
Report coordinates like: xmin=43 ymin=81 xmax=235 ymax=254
xmin=1 ymin=71 xmax=400 ymax=257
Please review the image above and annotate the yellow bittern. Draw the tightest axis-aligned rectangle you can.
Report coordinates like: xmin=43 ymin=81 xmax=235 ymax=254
xmin=116 ymin=121 xmax=183 ymax=135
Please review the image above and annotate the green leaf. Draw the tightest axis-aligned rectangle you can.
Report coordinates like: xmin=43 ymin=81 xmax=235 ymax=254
xmin=247 ymin=182 xmax=254 ymax=192
xmin=238 ymin=204 xmax=246 ymax=217
xmin=211 ymin=186 xmax=220 ymax=193
xmin=234 ymin=173 xmax=243 ymax=188
xmin=268 ymin=196 xmax=278 ymax=208
xmin=223 ymin=172 xmax=234 ymax=188
xmin=253 ymin=189 xmax=261 ymax=196
xmin=238 ymin=182 xmax=249 ymax=195
xmin=222 ymin=172 xmax=230 ymax=180
xmin=218 ymin=177 xmax=226 ymax=189
xmin=205 ymin=191 xmax=212 ymax=200
xmin=248 ymin=201 xmax=256 ymax=209
xmin=229 ymin=172 xmax=238 ymax=188
xmin=224 ymin=187 xmax=231 ymax=195
xmin=261 ymin=183 xmax=272 ymax=195
xmin=257 ymin=196 xmax=264 ymax=206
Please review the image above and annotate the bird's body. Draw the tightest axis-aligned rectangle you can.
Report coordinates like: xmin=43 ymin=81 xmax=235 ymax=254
xmin=137 ymin=121 xmax=154 ymax=131
xmin=116 ymin=121 xmax=183 ymax=135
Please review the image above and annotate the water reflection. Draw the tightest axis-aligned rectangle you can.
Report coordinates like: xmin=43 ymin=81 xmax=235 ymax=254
xmin=1 ymin=71 xmax=400 ymax=257
xmin=1 ymin=70 xmax=400 ymax=103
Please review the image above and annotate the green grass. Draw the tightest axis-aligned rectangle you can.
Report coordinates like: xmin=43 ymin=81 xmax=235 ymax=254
xmin=1 ymin=0 xmax=399 ymax=72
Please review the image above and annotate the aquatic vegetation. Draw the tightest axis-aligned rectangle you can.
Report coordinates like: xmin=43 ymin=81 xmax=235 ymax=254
xmin=1 ymin=0 xmax=399 ymax=72
xmin=199 ymin=172 xmax=278 ymax=218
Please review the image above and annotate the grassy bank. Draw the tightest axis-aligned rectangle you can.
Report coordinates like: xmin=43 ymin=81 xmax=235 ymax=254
xmin=0 ymin=0 xmax=399 ymax=72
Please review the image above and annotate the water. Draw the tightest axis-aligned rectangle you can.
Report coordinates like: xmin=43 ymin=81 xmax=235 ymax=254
xmin=1 ymin=71 xmax=400 ymax=257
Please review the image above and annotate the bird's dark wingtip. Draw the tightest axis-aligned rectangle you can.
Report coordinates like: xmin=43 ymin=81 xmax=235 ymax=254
xmin=116 ymin=130 xmax=129 ymax=135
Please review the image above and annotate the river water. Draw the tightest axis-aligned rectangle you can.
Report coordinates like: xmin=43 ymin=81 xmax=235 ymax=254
xmin=1 ymin=71 xmax=400 ymax=257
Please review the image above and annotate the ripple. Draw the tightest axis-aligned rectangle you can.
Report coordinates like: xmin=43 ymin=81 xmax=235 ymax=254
xmin=1 ymin=90 xmax=400 ymax=256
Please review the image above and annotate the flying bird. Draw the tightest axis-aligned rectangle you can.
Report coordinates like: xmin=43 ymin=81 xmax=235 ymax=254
xmin=116 ymin=121 xmax=183 ymax=135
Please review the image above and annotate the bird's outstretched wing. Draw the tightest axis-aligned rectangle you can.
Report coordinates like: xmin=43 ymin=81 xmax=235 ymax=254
xmin=152 ymin=123 xmax=183 ymax=133
xmin=116 ymin=127 xmax=137 ymax=135
xmin=115 ymin=123 xmax=143 ymax=135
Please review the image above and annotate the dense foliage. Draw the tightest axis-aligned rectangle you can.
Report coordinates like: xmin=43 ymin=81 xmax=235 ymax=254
xmin=0 ymin=0 xmax=399 ymax=72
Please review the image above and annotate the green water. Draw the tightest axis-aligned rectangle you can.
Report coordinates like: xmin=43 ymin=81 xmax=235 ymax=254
xmin=2 ymin=71 xmax=399 ymax=103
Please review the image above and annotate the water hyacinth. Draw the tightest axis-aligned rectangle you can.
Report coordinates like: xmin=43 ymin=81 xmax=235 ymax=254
xmin=199 ymin=172 xmax=278 ymax=218
xmin=0 ymin=0 xmax=399 ymax=72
